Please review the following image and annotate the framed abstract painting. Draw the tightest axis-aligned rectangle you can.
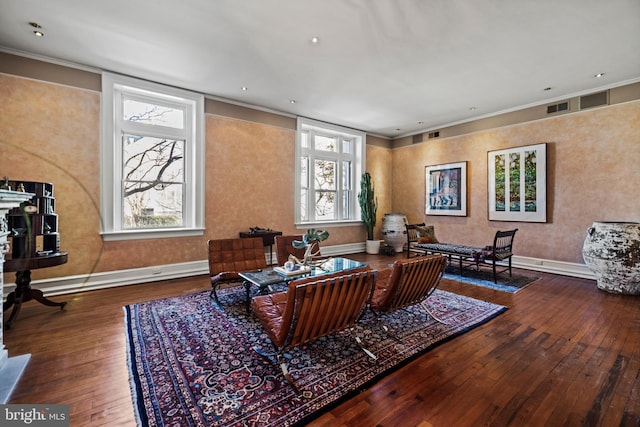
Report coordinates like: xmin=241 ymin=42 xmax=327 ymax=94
xmin=425 ymin=161 xmax=467 ymax=216
xmin=488 ymin=143 xmax=547 ymax=222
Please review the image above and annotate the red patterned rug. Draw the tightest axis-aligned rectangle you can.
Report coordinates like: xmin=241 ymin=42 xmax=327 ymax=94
xmin=125 ymin=286 xmax=506 ymax=426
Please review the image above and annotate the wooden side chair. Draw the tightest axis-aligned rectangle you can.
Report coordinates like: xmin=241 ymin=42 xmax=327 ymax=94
xmin=370 ymin=254 xmax=447 ymax=325
xmin=207 ymin=237 xmax=267 ymax=307
xmin=274 ymin=234 xmax=321 ymax=266
xmin=475 ymin=229 xmax=518 ymax=283
xmin=251 ymin=267 xmax=375 ymax=392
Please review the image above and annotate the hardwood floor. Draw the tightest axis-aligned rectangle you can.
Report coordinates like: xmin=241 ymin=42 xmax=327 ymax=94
xmin=4 ymin=252 xmax=640 ymax=426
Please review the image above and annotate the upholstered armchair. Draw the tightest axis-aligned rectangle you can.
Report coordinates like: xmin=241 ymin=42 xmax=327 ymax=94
xmin=207 ymin=237 xmax=267 ymax=307
xmin=274 ymin=234 xmax=321 ymax=266
xmin=370 ymin=254 xmax=447 ymax=324
xmin=251 ymin=267 xmax=374 ymax=391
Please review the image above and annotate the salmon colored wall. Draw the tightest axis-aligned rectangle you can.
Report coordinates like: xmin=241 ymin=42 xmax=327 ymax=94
xmin=391 ymin=101 xmax=640 ymax=263
xmin=204 ymin=115 xmax=369 ymax=244
xmin=2 ymin=70 xmax=638 ymax=283
xmin=366 ymin=143 xmax=393 ymax=240
xmin=0 ymin=74 xmax=382 ymax=282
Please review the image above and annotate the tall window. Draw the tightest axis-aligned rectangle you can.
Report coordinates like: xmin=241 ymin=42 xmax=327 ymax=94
xmin=101 ymin=73 xmax=204 ymax=240
xmin=296 ymin=118 xmax=365 ymax=225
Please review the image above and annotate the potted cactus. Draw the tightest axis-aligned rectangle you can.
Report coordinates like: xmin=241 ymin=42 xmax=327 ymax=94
xmin=358 ymin=172 xmax=380 ymax=254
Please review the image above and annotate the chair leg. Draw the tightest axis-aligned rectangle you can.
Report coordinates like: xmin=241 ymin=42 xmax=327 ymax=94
xmin=277 ymin=354 xmax=302 ymax=395
xmin=209 ymin=284 xmax=221 ymax=304
xmin=253 ymin=345 xmax=302 ymax=394
xmin=420 ymin=301 xmax=449 ymax=325
xmin=354 ymin=335 xmax=378 ymax=360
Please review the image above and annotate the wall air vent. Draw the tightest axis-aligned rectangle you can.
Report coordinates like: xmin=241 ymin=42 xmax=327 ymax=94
xmin=412 ymin=134 xmax=423 ymax=144
xmin=428 ymin=131 xmax=440 ymax=139
xmin=546 ymin=101 xmax=569 ymax=114
xmin=580 ymin=90 xmax=609 ymax=110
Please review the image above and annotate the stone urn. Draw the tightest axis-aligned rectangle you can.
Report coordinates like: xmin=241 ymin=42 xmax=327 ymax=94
xmin=582 ymin=221 xmax=640 ymax=295
xmin=381 ymin=213 xmax=407 ymax=252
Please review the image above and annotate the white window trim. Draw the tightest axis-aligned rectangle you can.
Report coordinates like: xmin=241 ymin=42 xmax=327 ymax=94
xmin=295 ymin=117 xmax=365 ymax=227
xmin=100 ymin=73 xmax=205 ymax=241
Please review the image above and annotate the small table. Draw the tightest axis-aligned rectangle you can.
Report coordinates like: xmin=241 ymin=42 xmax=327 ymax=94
xmin=3 ymin=252 xmax=68 ymax=328
xmin=239 ymin=257 xmax=367 ymax=312
xmin=239 ymin=230 xmax=282 ymax=265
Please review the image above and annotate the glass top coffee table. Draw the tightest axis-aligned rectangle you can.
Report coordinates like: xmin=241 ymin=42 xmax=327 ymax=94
xmin=239 ymin=257 xmax=367 ymax=311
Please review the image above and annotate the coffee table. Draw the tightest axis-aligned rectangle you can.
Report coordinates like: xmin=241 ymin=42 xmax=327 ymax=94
xmin=238 ymin=257 xmax=367 ymax=312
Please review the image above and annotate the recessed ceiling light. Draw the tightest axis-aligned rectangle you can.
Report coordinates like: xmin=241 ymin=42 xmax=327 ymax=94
xmin=594 ymin=72 xmax=606 ymax=78
xmin=543 ymin=87 xmax=552 ymax=91
xmin=241 ymin=86 xmax=247 ymax=91
xmin=29 ymin=21 xmax=44 ymax=37
xmin=311 ymin=36 xmax=320 ymax=44
xmin=469 ymin=106 xmax=477 ymax=111
xmin=418 ymin=121 xmax=424 ymax=125
xmin=290 ymin=99 xmax=296 ymax=104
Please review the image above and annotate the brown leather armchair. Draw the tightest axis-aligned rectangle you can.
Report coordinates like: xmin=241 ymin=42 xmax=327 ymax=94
xmin=207 ymin=237 xmax=267 ymax=308
xmin=274 ymin=234 xmax=321 ymax=266
xmin=370 ymin=254 xmax=447 ymax=324
xmin=251 ymin=267 xmax=374 ymax=391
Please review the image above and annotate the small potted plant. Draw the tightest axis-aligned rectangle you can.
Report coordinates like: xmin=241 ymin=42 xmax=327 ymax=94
xmin=358 ymin=172 xmax=380 ymax=254
xmin=292 ymin=228 xmax=330 ymax=265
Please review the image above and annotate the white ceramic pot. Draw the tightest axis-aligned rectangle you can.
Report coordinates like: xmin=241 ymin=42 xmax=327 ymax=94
xmin=365 ymin=239 xmax=381 ymax=255
xmin=582 ymin=221 xmax=640 ymax=295
xmin=381 ymin=213 xmax=407 ymax=252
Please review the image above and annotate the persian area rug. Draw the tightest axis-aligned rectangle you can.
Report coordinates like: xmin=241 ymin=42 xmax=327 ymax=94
xmin=125 ymin=287 xmax=507 ymax=427
xmin=444 ymin=265 xmax=540 ymax=293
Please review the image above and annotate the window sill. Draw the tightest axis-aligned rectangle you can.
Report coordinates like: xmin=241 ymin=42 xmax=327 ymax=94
xmin=101 ymin=227 xmax=205 ymax=241
xmin=295 ymin=220 xmax=363 ymax=229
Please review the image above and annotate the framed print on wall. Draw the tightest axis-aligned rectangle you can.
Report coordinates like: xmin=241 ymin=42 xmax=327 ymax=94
xmin=488 ymin=143 xmax=547 ymax=222
xmin=425 ymin=161 xmax=467 ymax=216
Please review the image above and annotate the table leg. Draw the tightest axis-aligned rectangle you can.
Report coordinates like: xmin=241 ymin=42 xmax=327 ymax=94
xmin=244 ymin=280 xmax=251 ymax=313
xmin=4 ymin=291 xmax=23 ymax=329
xmin=3 ymin=270 xmax=67 ymax=328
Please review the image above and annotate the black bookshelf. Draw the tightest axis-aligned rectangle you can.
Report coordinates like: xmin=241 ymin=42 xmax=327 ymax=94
xmin=7 ymin=180 xmax=60 ymax=259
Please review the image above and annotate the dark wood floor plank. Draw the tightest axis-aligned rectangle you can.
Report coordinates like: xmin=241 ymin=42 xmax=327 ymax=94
xmin=4 ymin=252 xmax=640 ymax=426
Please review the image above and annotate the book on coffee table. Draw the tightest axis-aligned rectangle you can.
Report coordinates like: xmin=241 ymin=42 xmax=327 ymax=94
xmin=273 ymin=265 xmax=312 ymax=276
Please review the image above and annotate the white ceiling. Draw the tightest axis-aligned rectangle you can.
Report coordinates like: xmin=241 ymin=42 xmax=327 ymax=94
xmin=1 ymin=0 xmax=639 ymax=138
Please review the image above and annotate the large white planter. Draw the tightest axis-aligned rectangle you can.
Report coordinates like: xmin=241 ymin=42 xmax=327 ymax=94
xmin=365 ymin=239 xmax=381 ymax=255
xmin=582 ymin=221 xmax=640 ymax=295
xmin=381 ymin=213 xmax=407 ymax=252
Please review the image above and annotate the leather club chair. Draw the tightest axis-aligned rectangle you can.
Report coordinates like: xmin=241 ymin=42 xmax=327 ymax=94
xmin=207 ymin=237 xmax=267 ymax=307
xmin=251 ymin=266 xmax=374 ymax=391
xmin=370 ymin=254 xmax=447 ymax=325
xmin=274 ymin=234 xmax=322 ymax=266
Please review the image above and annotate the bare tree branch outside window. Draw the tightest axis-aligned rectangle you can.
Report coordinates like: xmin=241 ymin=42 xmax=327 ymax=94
xmin=121 ymin=105 xmax=185 ymax=228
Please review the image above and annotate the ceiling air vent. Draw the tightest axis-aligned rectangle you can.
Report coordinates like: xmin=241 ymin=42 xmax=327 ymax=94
xmin=428 ymin=131 xmax=440 ymax=139
xmin=580 ymin=90 xmax=608 ymax=110
xmin=547 ymin=101 xmax=569 ymax=114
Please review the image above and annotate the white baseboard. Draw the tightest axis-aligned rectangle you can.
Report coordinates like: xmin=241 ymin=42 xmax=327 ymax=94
xmin=2 ymin=243 xmax=593 ymax=299
xmin=512 ymin=255 xmax=595 ymax=279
